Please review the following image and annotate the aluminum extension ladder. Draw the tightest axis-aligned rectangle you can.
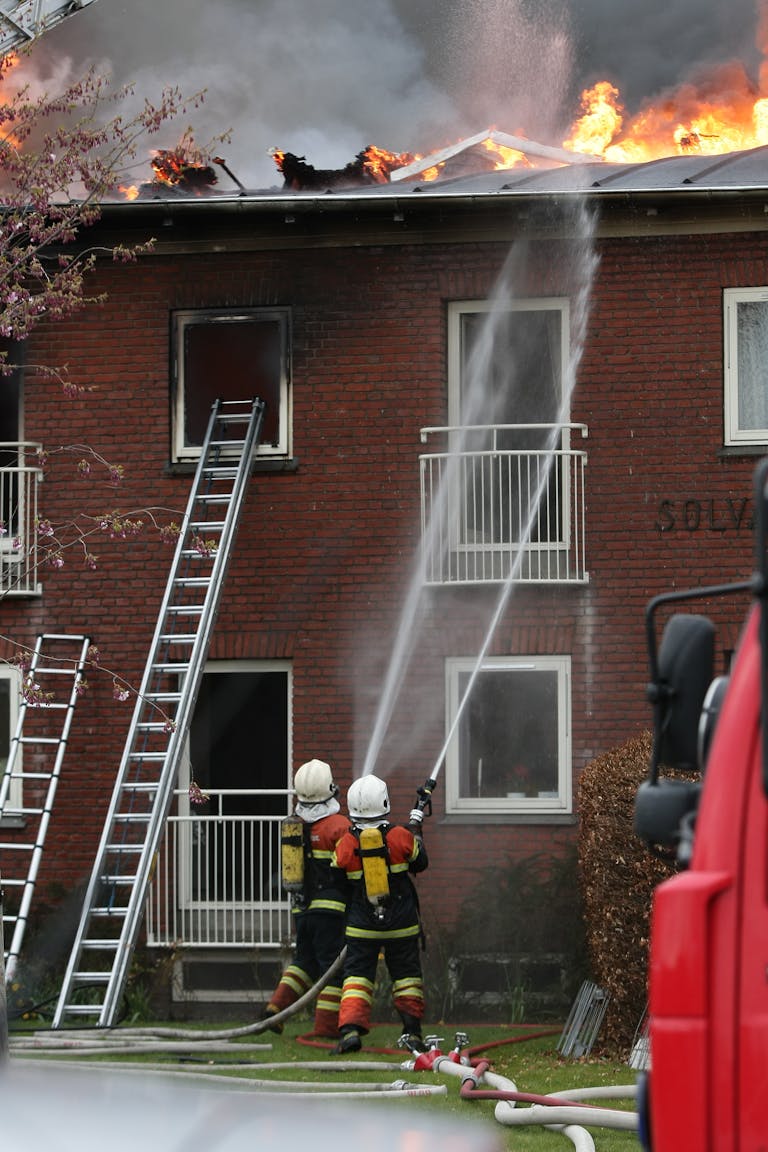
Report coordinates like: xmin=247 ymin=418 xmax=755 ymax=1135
xmin=0 ymin=633 xmax=91 ymax=983
xmin=53 ymin=397 xmax=265 ymax=1028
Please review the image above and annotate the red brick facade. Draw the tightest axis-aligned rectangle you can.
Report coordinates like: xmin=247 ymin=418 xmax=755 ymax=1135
xmin=1 ymin=191 xmax=763 ymax=982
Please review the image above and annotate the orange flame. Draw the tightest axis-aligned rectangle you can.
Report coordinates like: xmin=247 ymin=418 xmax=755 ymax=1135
xmin=565 ymin=40 xmax=768 ymax=163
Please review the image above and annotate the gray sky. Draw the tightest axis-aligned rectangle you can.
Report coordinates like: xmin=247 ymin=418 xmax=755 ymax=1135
xmin=22 ymin=0 xmax=768 ymax=189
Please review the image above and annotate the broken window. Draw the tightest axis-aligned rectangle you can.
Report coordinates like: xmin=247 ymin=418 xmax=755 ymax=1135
xmin=444 ymin=655 xmax=571 ymax=815
xmin=172 ymin=309 xmax=291 ymax=461
xmin=724 ymin=288 xmax=768 ymax=446
xmin=179 ymin=660 xmax=292 ymax=910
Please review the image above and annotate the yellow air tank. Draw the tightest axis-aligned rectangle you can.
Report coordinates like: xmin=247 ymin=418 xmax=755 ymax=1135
xmin=359 ymin=825 xmax=390 ymax=906
xmin=280 ymin=814 xmax=306 ymax=892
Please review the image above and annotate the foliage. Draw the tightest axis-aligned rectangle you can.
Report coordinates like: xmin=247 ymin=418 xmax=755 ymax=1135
xmin=0 ymin=53 xmax=212 ymax=376
xmin=577 ymin=731 xmax=680 ymax=1055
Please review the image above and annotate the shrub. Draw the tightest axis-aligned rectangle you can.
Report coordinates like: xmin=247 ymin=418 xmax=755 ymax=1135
xmin=577 ymin=731 xmax=678 ymax=1055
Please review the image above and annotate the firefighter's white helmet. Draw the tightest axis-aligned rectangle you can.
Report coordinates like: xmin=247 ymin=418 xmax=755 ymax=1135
xmin=294 ymin=759 xmax=336 ymax=803
xmin=347 ymin=774 xmax=390 ymax=822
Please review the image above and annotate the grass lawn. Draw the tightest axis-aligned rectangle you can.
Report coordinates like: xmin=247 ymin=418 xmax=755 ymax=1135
xmin=8 ymin=1015 xmax=641 ymax=1150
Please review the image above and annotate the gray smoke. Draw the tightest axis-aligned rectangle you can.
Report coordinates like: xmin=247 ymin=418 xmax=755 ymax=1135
xmin=21 ymin=0 xmax=768 ymax=190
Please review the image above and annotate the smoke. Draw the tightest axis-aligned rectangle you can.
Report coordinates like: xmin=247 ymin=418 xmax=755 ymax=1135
xmin=19 ymin=0 xmax=768 ymax=189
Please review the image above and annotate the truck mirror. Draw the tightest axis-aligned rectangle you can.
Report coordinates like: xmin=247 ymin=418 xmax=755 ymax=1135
xmin=653 ymin=613 xmax=715 ymax=771
xmin=634 ymin=777 xmax=701 ymax=849
xmin=697 ymin=674 xmax=729 ymax=772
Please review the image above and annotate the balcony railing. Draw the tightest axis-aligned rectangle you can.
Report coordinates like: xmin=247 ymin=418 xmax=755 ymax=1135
xmin=419 ymin=423 xmax=588 ymax=586
xmin=146 ymin=789 xmax=292 ymax=950
xmin=0 ymin=443 xmax=43 ymax=597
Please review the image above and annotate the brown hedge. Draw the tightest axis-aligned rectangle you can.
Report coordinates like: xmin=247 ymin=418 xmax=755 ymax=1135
xmin=577 ymin=731 xmax=678 ymax=1055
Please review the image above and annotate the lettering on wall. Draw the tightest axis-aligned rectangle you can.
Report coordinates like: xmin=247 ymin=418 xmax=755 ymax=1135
xmin=655 ymin=497 xmax=752 ymax=533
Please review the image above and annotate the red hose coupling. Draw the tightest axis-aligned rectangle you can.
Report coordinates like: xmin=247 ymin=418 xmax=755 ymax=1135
xmin=414 ymin=1049 xmax=443 ymax=1071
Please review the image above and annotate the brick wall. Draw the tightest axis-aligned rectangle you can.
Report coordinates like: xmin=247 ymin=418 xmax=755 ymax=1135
xmin=3 ymin=219 xmax=762 ymax=939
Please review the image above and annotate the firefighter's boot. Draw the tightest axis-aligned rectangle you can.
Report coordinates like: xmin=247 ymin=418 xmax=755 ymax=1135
xmin=399 ymin=1012 xmax=427 ymax=1053
xmin=260 ymin=1005 xmax=284 ymax=1035
xmin=332 ymin=1025 xmax=363 ymax=1054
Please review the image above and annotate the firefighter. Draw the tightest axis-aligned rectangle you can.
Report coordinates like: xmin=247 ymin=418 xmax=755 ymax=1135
xmin=330 ymin=773 xmax=428 ymax=1054
xmin=262 ymin=759 xmax=350 ymax=1038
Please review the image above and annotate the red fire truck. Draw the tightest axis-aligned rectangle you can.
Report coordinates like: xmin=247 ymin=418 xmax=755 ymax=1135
xmin=634 ymin=458 xmax=768 ymax=1150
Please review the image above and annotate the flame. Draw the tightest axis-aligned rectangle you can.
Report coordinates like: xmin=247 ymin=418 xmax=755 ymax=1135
xmin=564 ymin=17 xmax=768 ymax=165
xmin=483 ymin=137 xmax=527 ymax=169
xmin=119 ymin=185 xmax=139 ymax=201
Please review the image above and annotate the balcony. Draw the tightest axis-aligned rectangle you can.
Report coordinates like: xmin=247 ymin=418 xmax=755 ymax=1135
xmin=0 ymin=443 xmax=43 ymax=597
xmin=419 ymin=423 xmax=588 ymax=586
xmin=146 ymin=789 xmax=292 ymax=950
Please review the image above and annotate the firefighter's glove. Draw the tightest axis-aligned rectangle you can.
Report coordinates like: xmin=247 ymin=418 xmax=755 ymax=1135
xmin=408 ymin=809 xmax=424 ymax=825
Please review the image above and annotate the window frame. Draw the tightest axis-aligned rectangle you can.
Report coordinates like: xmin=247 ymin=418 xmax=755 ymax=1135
xmin=0 ymin=663 xmax=22 ymax=813
xmin=447 ymin=297 xmax=571 ymax=428
xmin=444 ymin=654 xmax=572 ymax=816
xmin=172 ymin=307 xmax=292 ymax=462
xmin=723 ymin=287 xmax=768 ymax=447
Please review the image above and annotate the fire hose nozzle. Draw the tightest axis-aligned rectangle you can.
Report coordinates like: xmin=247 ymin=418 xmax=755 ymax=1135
xmin=415 ymin=776 xmax=438 ymax=816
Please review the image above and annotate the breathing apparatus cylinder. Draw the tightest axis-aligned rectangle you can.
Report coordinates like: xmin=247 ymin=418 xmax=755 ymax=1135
xmin=280 ymin=814 xmax=306 ymax=892
xmin=358 ymin=825 xmax=390 ymax=916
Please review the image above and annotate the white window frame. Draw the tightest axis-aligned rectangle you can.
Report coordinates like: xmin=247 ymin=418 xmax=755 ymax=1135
xmin=0 ymin=664 xmax=22 ymax=811
xmin=444 ymin=654 xmax=571 ymax=816
xmin=724 ymin=287 xmax=768 ymax=446
xmin=446 ymin=298 xmax=573 ymax=556
xmin=172 ymin=308 xmax=292 ymax=462
xmin=447 ymin=297 xmax=570 ymax=427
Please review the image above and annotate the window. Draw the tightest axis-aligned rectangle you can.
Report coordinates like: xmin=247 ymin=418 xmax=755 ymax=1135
xmin=172 ymin=309 xmax=291 ymax=461
xmin=445 ymin=655 xmax=571 ymax=815
xmin=0 ymin=664 xmax=22 ymax=812
xmin=724 ymin=288 xmax=768 ymax=446
xmin=179 ymin=660 xmax=292 ymax=904
xmin=447 ymin=299 xmax=572 ymax=564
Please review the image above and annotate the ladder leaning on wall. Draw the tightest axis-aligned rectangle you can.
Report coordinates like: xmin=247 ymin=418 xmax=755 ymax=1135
xmin=0 ymin=633 xmax=91 ymax=983
xmin=53 ymin=397 xmax=265 ymax=1029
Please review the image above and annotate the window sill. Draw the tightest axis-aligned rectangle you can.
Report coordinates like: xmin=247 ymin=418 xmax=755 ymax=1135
xmin=718 ymin=444 xmax=768 ymax=458
xmin=0 ymin=814 xmax=26 ymax=829
xmin=439 ymin=813 xmax=576 ymax=826
xmin=165 ymin=457 xmax=299 ymax=477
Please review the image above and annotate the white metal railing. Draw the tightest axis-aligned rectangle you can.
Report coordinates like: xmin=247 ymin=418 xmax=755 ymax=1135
xmin=146 ymin=789 xmax=292 ymax=949
xmin=419 ymin=423 xmax=588 ymax=586
xmin=0 ymin=443 xmax=43 ymax=596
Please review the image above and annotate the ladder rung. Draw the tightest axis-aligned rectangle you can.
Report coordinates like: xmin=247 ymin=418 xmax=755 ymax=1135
xmin=179 ymin=550 xmax=217 ymax=559
xmin=127 ymin=750 xmax=166 ymax=761
xmin=165 ymin=606 xmax=204 ymax=615
xmin=150 ymin=664 xmax=189 ymax=673
xmin=102 ymin=875 xmax=136 ymax=885
xmin=19 ymin=735 xmax=66 ymax=744
xmin=209 ymin=439 xmax=245 ymax=448
xmin=196 ymin=494 xmax=232 ymax=503
xmin=106 ymin=844 xmax=143 ymax=853
xmin=119 ymin=780 xmax=159 ymax=791
xmin=71 ymin=971 xmax=113 ymax=982
xmin=145 ymin=691 xmax=183 ymax=701
xmin=59 ymin=1004 xmax=106 ymax=1015
xmin=107 ymin=812 xmax=152 ymax=822
xmin=202 ymin=467 xmax=238 ymax=478
xmin=189 ymin=521 xmax=225 ymax=531
xmin=0 ymin=875 xmax=28 ymax=883
xmin=9 ymin=769 xmax=58 ymax=779
xmin=80 ymin=939 xmax=121 ymax=949
xmin=173 ymin=577 xmax=211 ymax=587
xmin=91 ymin=907 xmax=128 ymax=917
xmin=158 ymin=635 xmax=196 ymax=644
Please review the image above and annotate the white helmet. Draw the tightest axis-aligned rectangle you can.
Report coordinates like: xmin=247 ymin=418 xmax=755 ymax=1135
xmin=347 ymin=774 xmax=390 ymax=822
xmin=294 ymin=759 xmax=337 ymax=803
